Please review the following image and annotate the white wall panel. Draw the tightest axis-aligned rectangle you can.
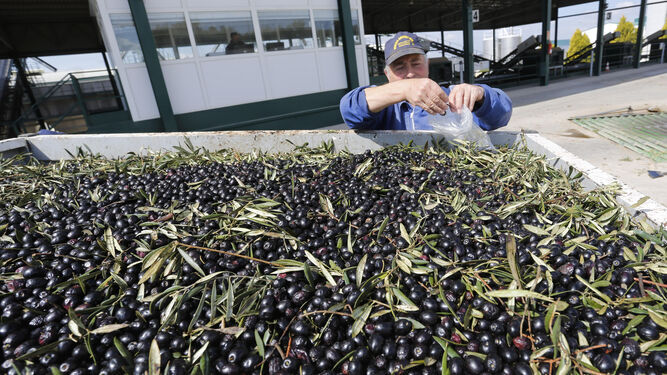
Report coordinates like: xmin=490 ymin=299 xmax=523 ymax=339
xmin=185 ymin=0 xmax=250 ymax=9
xmin=200 ymin=57 xmax=267 ymax=107
xmin=317 ymin=49 xmax=347 ymax=90
xmin=310 ymin=0 xmax=337 ymax=8
xmin=144 ymin=0 xmax=182 ymax=10
xmin=125 ymin=67 xmax=160 ymax=120
xmin=265 ymin=53 xmax=319 ymax=98
xmin=162 ymin=63 xmax=206 ymax=114
xmin=102 ymin=0 xmax=129 ymax=11
xmin=355 ymin=45 xmax=369 ymax=86
xmin=255 ymin=0 xmax=308 ymax=9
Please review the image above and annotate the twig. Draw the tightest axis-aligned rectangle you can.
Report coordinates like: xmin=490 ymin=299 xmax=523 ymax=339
xmin=633 ymin=277 xmax=667 ymax=288
xmin=177 ymin=242 xmax=281 ymax=267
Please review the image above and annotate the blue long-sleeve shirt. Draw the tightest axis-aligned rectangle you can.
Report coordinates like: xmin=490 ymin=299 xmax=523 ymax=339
xmin=340 ymin=84 xmax=512 ymax=131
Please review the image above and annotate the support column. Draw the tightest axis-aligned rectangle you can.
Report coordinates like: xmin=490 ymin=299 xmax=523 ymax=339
xmin=128 ymin=0 xmax=178 ymax=132
xmin=461 ymin=0 xmax=474 ymax=83
xmin=554 ymin=7 xmax=559 ymax=47
xmin=441 ymin=30 xmax=445 ymax=57
xmin=492 ymin=28 xmax=496 ymax=61
xmin=593 ymin=0 xmax=605 ymax=76
xmin=338 ymin=0 xmax=359 ymax=89
xmin=540 ymin=0 xmax=552 ymax=86
xmin=70 ymin=76 xmax=92 ymax=127
xmin=12 ymin=58 xmax=46 ymax=129
xmin=634 ymin=0 xmax=647 ymax=68
xmin=102 ymin=52 xmax=124 ymax=109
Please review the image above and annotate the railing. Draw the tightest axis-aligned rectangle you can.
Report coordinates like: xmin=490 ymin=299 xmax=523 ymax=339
xmin=9 ymin=69 xmax=126 ymax=135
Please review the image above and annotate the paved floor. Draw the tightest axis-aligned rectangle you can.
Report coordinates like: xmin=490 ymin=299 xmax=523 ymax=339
xmin=503 ymin=64 xmax=667 ymax=206
xmin=327 ymin=63 xmax=667 ymax=206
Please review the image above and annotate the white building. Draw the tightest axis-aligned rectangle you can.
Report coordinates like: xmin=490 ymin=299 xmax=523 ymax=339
xmin=88 ymin=0 xmax=368 ymax=131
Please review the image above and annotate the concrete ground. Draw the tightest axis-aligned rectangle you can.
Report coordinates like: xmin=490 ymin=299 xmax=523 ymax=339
xmin=503 ymin=63 xmax=667 ymax=206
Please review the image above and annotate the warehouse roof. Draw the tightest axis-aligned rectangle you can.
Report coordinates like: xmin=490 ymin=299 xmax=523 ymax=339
xmin=0 ymin=0 xmax=594 ymax=58
xmin=0 ymin=0 xmax=103 ymax=58
xmin=362 ymin=0 xmax=593 ymax=34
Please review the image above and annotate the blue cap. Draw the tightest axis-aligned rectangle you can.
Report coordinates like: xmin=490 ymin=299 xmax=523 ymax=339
xmin=384 ymin=31 xmax=429 ymax=66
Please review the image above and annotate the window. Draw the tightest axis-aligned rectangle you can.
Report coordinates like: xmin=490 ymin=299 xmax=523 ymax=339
xmin=148 ymin=13 xmax=193 ymax=60
xmin=190 ymin=12 xmax=257 ymax=57
xmin=258 ymin=10 xmax=314 ymax=51
xmin=351 ymin=9 xmax=361 ymax=45
xmin=110 ymin=14 xmax=144 ymax=64
xmin=314 ymin=10 xmax=341 ymax=48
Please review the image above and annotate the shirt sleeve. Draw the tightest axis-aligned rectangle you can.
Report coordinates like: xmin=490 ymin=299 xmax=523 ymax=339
xmin=339 ymin=86 xmax=385 ymax=130
xmin=471 ymin=84 xmax=513 ymax=131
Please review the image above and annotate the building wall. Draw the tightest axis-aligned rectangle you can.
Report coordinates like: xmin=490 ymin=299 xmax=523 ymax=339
xmin=91 ymin=0 xmax=368 ymax=123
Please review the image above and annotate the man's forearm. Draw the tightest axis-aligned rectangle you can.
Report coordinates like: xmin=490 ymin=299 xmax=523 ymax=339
xmin=364 ymin=81 xmax=408 ymax=113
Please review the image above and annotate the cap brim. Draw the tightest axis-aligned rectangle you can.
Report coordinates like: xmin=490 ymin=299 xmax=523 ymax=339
xmin=386 ymin=47 xmax=426 ymax=66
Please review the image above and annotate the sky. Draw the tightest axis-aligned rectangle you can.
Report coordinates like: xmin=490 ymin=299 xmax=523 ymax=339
xmin=39 ymin=0 xmax=665 ymax=73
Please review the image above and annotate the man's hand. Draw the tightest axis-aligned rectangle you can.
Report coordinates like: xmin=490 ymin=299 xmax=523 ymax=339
xmin=365 ymin=78 xmax=448 ymax=115
xmin=448 ymin=84 xmax=485 ymax=112
xmin=402 ymin=78 xmax=449 ymax=115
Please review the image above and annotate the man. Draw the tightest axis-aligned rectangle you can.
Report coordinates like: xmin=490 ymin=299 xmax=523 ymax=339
xmin=340 ymin=32 xmax=512 ymax=130
xmin=226 ymin=32 xmax=249 ymax=55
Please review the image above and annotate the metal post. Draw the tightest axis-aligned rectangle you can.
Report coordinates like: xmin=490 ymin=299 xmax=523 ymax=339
xmin=459 ymin=60 xmax=464 ymax=83
xmin=375 ymin=34 xmax=380 ymax=51
xmin=492 ymin=28 xmax=496 ymax=62
xmin=102 ymin=52 xmax=124 ymax=109
xmin=12 ymin=58 xmax=46 ymax=129
xmin=541 ymin=0 xmax=552 ymax=86
xmin=662 ymin=43 xmax=665 ymax=64
xmin=338 ymin=0 xmax=359 ymax=89
xmin=633 ymin=0 xmax=647 ymax=68
xmin=554 ymin=7 xmax=559 ymax=47
xmin=593 ymin=0 xmax=605 ymax=76
xmin=128 ymin=0 xmax=178 ymax=132
xmin=590 ymin=50 xmax=595 ymax=76
xmin=461 ymin=0 xmax=474 ymax=83
xmin=70 ymin=76 xmax=92 ymax=128
xmin=441 ymin=30 xmax=445 ymax=57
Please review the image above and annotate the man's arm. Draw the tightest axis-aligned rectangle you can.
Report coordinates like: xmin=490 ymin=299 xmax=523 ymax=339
xmin=339 ymin=86 xmax=383 ymax=130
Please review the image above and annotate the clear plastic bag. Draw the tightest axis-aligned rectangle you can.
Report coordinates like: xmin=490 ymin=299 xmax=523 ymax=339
xmin=427 ymin=107 xmax=496 ymax=151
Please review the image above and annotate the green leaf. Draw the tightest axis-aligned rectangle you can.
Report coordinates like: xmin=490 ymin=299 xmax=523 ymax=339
xmin=254 ymin=329 xmax=265 ymax=358
xmin=90 ymin=323 xmax=129 ymax=335
xmin=630 ymin=196 xmax=649 ymax=208
xmin=506 ymin=235 xmax=522 ymax=287
xmin=149 ymin=339 xmax=161 ymax=375
xmin=114 ymin=336 xmax=133 ymax=365
xmin=376 ymin=216 xmax=389 ymax=242
xmin=622 ymin=315 xmax=646 ymax=335
xmin=575 ymin=275 xmax=612 ymax=304
xmin=351 ymin=303 xmax=373 ymax=337
xmin=486 ymin=289 xmax=554 ymax=302
xmin=356 ymin=254 xmax=367 ymax=288
xmin=305 ymin=251 xmax=336 ymax=286
xmin=391 ymin=287 xmax=418 ymax=308
xmin=523 ymin=224 xmax=549 ymax=236
xmin=178 ymin=248 xmax=205 ymax=276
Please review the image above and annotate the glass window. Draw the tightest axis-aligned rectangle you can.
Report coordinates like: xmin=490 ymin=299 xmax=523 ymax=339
xmin=351 ymin=9 xmax=361 ymax=45
xmin=314 ymin=10 xmax=341 ymax=48
xmin=190 ymin=12 xmax=257 ymax=57
xmin=258 ymin=10 xmax=314 ymax=51
xmin=110 ymin=14 xmax=144 ymax=64
xmin=148 ymin=13 xmax=193 ymax=60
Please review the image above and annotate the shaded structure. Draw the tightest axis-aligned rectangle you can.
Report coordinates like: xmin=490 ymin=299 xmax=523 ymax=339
xmin=0 ymin=0 xmax=661 ymax=137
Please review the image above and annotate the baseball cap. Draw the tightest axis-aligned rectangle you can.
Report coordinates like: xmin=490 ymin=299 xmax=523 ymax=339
xmin=384 ymin=31 xmax=430 ymax=66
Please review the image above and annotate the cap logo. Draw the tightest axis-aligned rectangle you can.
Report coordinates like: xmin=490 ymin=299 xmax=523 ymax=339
xmin=394 ymin=35 xmax=415 ymax=50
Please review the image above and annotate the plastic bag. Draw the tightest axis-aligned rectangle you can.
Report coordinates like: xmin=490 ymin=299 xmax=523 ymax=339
xmin=427 ymin=107 xmax=496 ymax=151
